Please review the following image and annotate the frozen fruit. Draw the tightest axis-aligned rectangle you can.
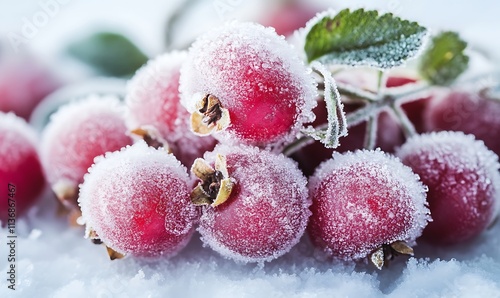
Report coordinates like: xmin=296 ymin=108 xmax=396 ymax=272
xmin=308 ymin=150 xmax=429 ymax=268
xmin=179 ymin=21 xmax=317 ymax=150
xmin=0 ymin=112 xmax=45 ymax=223
xmin=425 ymin=89 xmax=500 ymax=156
xmin=126 ymin=51 xmax=216 ymax=167
xmin=192 ymin=144 xmax=310 ymax=263
xmin=259 ymin=1 xmax=321 ymax=36
xmin=40 ymin=95 xmax=133 ymax=214
xmin=78 ymin=142 xmax=196 ymax=258
xmin=0 ymin=54 xmax=61 ymax=120
xmin=396 ymin=131 xmax=500 ymax=245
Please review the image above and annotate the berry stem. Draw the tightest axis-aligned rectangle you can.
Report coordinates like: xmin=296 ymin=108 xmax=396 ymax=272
xmin=363 ymin=115 xmax=378 ymax=150
xmin=390 ymin=101 xmax=417 ymax=138
xmin=336 ymin=81 xmax=378 ymax=102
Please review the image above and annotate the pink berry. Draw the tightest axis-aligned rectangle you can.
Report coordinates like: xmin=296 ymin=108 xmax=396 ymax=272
xmin=425 ymin=90 xmax=500 ymax=157
xmin=40 ymin=95 xmax=133 ymax=211
xmin=126 ymin=51 xmax=216 ymax=167
xmin=78 ymin=142 xmax=196 ymax=258
xmin=396 ymin=131 xmax=500 ymax=245
xmin=308 ymin=150 xmax=429 ymax=267
xmin=0 ymin=112 xmax=46 ymax=223
xmin=259 ymin=1 xmax=321 ymax=36
xmin=179 ymin=22 xmax=317 ymax=150
xmin=0 ymin=54 xmax=61 ymax=120
xmin=191 ymin=144 xmax=310 ymax=263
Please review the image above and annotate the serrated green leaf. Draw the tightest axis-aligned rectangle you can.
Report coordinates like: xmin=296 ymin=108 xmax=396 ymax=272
xmin=419 ymin=31 xmax=469 ymax=85
xmin=68 ymin=32 xmax=148 ymax=77
xmin=304 ymin=9 xmax=427 ymax=69
xmin=303 ymin=62 xmax=347 ymax=148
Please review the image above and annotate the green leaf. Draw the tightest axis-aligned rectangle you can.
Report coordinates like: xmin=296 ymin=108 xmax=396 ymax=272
xmin=68 ymin=32 xmax=148 ymax=77
xmin=303 ymin=61 xmax=347 ymax=148
xmin=418 ymin=31 xmax=469 ymax=85
xmin=304 ymin=9 xmax=428 ymax=69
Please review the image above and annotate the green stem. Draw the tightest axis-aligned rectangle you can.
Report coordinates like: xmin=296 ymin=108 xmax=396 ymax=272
xmin=363 ymin=115 xmax=378 ymax=150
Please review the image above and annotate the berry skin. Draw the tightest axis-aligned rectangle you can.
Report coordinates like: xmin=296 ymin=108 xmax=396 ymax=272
xmin=396 ymin=131 xmax=500 ymax=245
xmin=180 ymin=22 xmax=317 ymax=150
xmin=192 ymin=144 xmax=310 ymax=263
xmin=78 ymin=142 xmax=196 ymax=258
xmin=126 ymin=51 xmax=216 ymax=167
xmin=425 ymin=90 xmax=500 ymax=157
xmin=0 ymin=54 xmax=61 ymax=120
xmin=0 ymin=112 xmax=45 ymax=223
xmin=40 ymin=95 xmax=133 ymax=211
xmin=308 ymin=150 xmax=429 ymax=267
xmin=259 ymin=1 xmax=321 ymax=36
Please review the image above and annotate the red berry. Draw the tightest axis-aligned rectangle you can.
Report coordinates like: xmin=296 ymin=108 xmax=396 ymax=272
xmin=396 ymin=131 xmax=500 ymax=245
xmin=308 ymin=150 xmax=429 ymax=266
xmin=425 ymin=90 xmax=500 ymax=156
xmin=40 ymin=96 xmax=133 ymax=210
xmin=179 ymin=22 xmax=317 ymax=150
xmin=78 ymin=142 xmax=196 ymax=258
xmin=259 ymin=1 xmax=321 ymax=36
xmin=126 ymin=51 xmax=216 ymax=167
xmin=0 ymin=54 xmax=61 ymax=120
xmin=192 ymin=144 xmax=310 ymax=263
xmin=0 ymin=112 xmax=45 ymax=223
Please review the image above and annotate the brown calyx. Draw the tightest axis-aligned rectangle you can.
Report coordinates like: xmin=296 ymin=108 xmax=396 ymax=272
xmin=369 ymin=241 xmax=414 ymax=270
xmin=52 ymin=181 xmax=83 ymax=226
xmin=130 ymin=127 xmax=171 ymax=151
xmin=191 ymin=94 xmax=230 ymax=135
xmin=190 ymin=154 xmax=234 ymax=207
xmin=86 ymin=228 xmax=125 ymax=260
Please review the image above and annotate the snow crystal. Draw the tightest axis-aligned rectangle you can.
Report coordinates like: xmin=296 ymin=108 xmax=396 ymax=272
xmin=196 ymin=144 xmax=310 ymax=263
xmin=40 ymin=95 xmax=132 ymax=187
xmin=78 ymin=141 xmax=196 ymax=257
xmin=0 ymin=112 xmax=39 ymax=171
xmin=308 ymin=149 xmax=430 ymax=260
xmin=179 ymin=21 xmax=317 ymax=151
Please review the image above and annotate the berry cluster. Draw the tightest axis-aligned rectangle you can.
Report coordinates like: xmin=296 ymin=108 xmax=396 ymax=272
xmin=2 ymin=8 xmax=499 ymax=270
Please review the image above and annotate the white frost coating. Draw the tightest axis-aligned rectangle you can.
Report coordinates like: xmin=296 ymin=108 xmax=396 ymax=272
xmin=197 ymin=144 xmax=310 ymax=263
xmin=396 ymin=131 xmax=500 ymax=225
xmin=179 ymin=21 xmax=317 ymax=150
xmin=78 ymin=141 xmax=196 ymax=257
xmin=125 ymin=51 xmax=217 ymax=167
xmin=40 ymin=95 xmax=131 ymax=186
xmin=0 ymin=112 xmax=39 ymax=171
xmin=126 ymin=51 xmax=187 ymax=136
xmin=309 ymin=149 xmax=430 ymax=260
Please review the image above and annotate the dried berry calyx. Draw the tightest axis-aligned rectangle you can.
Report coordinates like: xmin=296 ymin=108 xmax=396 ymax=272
xmin=86 ymin=227 xmax=125 ymax=260
xmin=130 ymin=126 xmax=170 ymax=151
xmin=369 ymin=241 xmax=414 ymax=270
xmin=190 ymin=94 xmax=230 ymax=135
xmin=190 ymin=154 xmax=234 ymax=207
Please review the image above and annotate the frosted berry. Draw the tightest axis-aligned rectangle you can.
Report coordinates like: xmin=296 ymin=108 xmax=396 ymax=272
xmin=425 ymin=90 xmax=500 ymax=156
xmin=308 ymin=150 xmax=429 ymax=269
xmin=396 ymin=131 xmax=500 ymax=245
xmin=0 ymin=53 xmax=61 ymax=120
xmin=126 ymin=51 xmax=216 ymax=167
xmin=259 ymin=1 xmax=321 ymax=36
xmin=180 ymin=22 xmax=317 ymax=150
xmin=40 ymin=95 xmax=133 ymax=215
xmin=78 ymin=142 xmax=196 ymax=258
xmin=192 ymin=144 xmax=310 ymax=263
xmin=0 ymin=112 xmax=45 ymax=223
